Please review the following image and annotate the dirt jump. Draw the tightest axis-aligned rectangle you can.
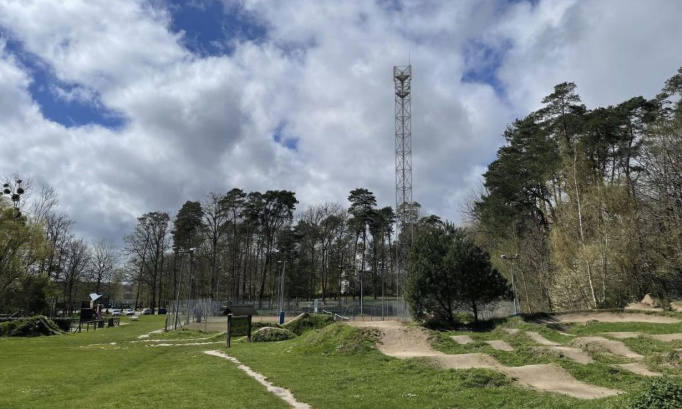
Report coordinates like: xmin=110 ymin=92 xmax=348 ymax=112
xmin=348 ymin=320 xmax=620 ymax=399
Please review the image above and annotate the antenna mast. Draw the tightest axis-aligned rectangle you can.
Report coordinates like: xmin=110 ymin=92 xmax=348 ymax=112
xmin=394 ymin=64 xmax=415 ymax=304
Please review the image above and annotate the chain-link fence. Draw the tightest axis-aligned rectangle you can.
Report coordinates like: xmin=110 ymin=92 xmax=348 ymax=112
xmin=164 ymin=297 xmax=516 ymax=331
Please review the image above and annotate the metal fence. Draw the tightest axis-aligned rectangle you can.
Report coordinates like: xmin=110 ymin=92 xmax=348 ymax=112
xmin=164 ymin=297 xmax=516 ymax=331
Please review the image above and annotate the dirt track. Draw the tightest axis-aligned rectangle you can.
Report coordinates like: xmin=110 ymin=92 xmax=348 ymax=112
xmin=557 ymin=312 xmax=679 ymax=324
xmin=348 ymin=321 xmax=620 ymax=399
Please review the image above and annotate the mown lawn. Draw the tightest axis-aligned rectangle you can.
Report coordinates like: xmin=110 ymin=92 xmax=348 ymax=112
xmin=0 ymin=316 xmax=287 ymax=409
xmin=3 ymin=314 xmax=682 ymax=408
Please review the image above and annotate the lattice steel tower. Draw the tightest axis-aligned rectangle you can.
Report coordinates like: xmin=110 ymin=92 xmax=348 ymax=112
xmin=394 ymin=64 xmax=415 ymax=296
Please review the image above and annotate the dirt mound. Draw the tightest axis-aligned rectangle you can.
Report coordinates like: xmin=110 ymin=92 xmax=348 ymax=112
xmin=501 ymin=364 xmax=620 ymax=399
xmin=642 ymin=294 xmax=661 ymax=307
xmin=375 ymin=325 xmax=443 ymax=358
xmin=571 ymin=336 xmax=643 ymax=359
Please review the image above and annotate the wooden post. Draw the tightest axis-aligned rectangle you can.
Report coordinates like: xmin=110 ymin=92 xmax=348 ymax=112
xmin=246 ymin=315 xmax=252 ymax=343
xmin=226 ymin=314 xmax=232 ymax=348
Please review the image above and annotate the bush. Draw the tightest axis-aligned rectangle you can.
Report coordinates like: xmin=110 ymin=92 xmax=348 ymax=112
xmin=628 ymin=377 xmax=682 ymax=409
xmin=0 ymin=316 xmax=63 ymax=337
xmin=252 ymin=327 xmax=297 ymax=342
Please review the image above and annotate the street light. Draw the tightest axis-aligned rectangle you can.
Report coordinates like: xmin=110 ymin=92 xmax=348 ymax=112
xmin=277 ymin=259 xmax=286 ymax=324
xmin=501 ymin=254 xmax=519 ymax=315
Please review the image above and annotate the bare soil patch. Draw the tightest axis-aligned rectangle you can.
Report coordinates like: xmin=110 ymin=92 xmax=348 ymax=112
xmin=525 ymin=331 xmax=559 ymax=346
xmin=650 ymin=333 xmax=682 ymax=342
xmin=614 ymin=363 xmax=661 ymax=377
xmin=503 ymin=328 xmax=519 ymax=335
xmin=451 ymin=335 xmax=475 ymax=345
xmin=486 ymin=340 xmax=514 ymax=351
xmin=603 ymin=332 xmax=640 ymax=339
xmin=571 ymin=337 xmax=643 ymax=359
xmin=547 ymin=346 xmax=594 ymax=364
xmin=435 ymin=353 xmax=501 ymax=369
xmin=501 ymin=364 xmax=620 ymax=399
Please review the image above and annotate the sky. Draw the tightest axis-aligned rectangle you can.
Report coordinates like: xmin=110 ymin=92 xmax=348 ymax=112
xmin=1 ymin=0 xmax=681 ymax=244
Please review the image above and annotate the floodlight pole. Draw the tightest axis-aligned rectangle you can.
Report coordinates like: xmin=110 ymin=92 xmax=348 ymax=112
xmin=278 ymin=260 xmax=286 ymax=324
xmin=175 ymin=248 xmax=195 ymax=327
xmin=501 ymin=254 xmax=519 ymax=315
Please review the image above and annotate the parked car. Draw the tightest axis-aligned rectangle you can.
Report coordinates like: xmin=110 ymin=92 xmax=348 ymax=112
xmin=122 ymin=308 xmax=135 ymax=316
xmin=140 ymin=308 xmax=152 ymax=315
xmin=111 ymin=309 xmax=122 ymax=316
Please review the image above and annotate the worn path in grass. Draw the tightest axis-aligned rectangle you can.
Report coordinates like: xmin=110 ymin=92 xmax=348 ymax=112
xmin=348 ymin=321 xmax=619 ymax=399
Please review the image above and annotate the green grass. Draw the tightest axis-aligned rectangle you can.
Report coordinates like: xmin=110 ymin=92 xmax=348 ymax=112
xmin=0 ymin=316 xmax=287 ymax=409
xmin=5 ymin=313 xmax=682 ymax=408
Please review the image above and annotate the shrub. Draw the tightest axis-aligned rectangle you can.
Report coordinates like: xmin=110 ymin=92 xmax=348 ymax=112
xmin=0 ymin=316 xmax=63 ymax=337
xmin=252 ymin=327 xmax=297 ymax=342
xmin=628 ymin=377 xmax=682 ymax=409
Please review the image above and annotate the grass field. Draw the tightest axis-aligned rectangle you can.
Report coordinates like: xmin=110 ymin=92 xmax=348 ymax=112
xmin=3 ymin=313 xmax=682 ymax=408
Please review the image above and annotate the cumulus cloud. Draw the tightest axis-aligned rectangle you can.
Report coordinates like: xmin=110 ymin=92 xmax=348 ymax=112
xmin=0 ymin=0 xmax=680 ymax=244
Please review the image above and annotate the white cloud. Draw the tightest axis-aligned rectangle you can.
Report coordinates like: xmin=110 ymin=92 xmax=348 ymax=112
xmin=0 ymin=0 xmax=680 ymax=244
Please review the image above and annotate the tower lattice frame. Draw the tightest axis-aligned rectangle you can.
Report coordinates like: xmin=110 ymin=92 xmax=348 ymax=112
xmin=394 ymin=64 xmax=415 ymax=301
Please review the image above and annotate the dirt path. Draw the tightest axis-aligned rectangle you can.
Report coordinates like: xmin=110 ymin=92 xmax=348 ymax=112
xmin=349 ymin=321 xmax=620 ymax=399
xmin=204 ymin=350 xmax=311 ymax=409
xmin=556 ymin=312 xmax=679 ymax=324
xmin=571 ymin=337 xmax=643 ymax=359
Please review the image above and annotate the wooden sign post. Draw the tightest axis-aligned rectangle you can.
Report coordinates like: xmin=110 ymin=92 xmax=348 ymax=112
xmin=224 ymin=305 xmax=258 ymax=348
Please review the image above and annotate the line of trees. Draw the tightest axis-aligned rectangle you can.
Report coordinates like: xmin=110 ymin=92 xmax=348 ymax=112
xmin=0 ymin=181 xmax=122 ymax=315
xmin=471 ymin=66 xmax=682 ymax=312
xmin=123 ymin=188 xmax=408 ymax=313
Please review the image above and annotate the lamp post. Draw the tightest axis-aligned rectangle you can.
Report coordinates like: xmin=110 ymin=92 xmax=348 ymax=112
xmin=322 ymin=245 xmax=327 ymax=303
xmin=501 ymin=254 xmax=519 ymax=315
xmin=379 ymin=261 xmax=385 ymax=321
xmin=277 ymin=260 xmax=286 ymax=324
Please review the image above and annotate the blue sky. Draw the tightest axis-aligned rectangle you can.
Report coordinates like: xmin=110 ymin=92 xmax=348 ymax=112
xmin=1 ymin=0 xmax=681 ymax=244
